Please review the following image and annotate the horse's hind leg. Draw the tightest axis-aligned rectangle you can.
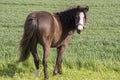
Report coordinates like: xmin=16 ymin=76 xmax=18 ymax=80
xmin=43 ymin=45 xmax=50 ymax=80
xmin=30 ymin=44 xmax=40 ymax=78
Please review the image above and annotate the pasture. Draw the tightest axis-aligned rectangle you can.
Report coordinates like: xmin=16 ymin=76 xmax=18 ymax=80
xmin=0 ymin=0 xmax=120 ymax=80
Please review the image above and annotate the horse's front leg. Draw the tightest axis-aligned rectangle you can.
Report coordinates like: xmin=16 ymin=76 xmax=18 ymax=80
xmin=43 ymin=45 xmax=50 ymax=80
xmin=53 ymin=44 xmax=67 ymax=75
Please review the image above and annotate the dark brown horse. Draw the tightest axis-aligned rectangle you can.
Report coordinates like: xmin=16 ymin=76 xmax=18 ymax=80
xmin=17 ymin=6 xmax=89 ymax=80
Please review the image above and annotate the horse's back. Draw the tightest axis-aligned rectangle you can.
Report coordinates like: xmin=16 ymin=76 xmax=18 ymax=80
xmin=26 ymin=11 xmax=55 ymax=44
xmin=27 ymin=11 xmax=54 ymax=26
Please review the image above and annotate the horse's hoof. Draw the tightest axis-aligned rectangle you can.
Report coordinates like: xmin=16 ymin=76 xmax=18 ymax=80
xmin=53 ymin=72 xmax=58 ymax=76
xmin=44 ymin=75 xmax=49 ymax=80
xmin=44 ymin=77 xmax=49 ymax=80
xmin=53 ymin=70 xmax=58 ymax=76
xmin=35 ymin=69 xmax=39 ymax=78
xmin=58 ymin=70 xmax=62 ymax=75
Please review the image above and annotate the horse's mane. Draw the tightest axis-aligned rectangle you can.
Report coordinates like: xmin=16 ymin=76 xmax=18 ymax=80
xmin=55 ymin=6 xmax=80 ymax=29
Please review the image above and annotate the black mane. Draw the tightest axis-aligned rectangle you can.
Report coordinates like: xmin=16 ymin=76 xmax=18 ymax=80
xmin=55 ymin=6 xmax=80 ymax=29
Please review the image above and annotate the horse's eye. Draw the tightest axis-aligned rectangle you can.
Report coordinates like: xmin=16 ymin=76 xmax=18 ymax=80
xmin=76 ymin=16 xmax=79 ymax=18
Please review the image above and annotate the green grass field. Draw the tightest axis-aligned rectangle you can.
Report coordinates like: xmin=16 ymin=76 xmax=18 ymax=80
xmin=0 ymin=0 xmax=120 ymax=80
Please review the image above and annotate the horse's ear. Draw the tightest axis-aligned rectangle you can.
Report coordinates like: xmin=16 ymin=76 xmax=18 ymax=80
xmin=84 ymin=6 xmax=89 ymax=12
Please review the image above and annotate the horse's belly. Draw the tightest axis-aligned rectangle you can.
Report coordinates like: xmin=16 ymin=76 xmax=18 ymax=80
xmin=51 ymin=38 xmax=61 ymax=48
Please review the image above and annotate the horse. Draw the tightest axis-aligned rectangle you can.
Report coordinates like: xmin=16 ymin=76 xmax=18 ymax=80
xmin=17 ymin=5 xmax=89 ymax=80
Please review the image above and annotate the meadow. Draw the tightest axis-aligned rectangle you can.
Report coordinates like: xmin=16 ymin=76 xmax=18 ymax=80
xmin=0 ymin=0 xmax=120 ymax=80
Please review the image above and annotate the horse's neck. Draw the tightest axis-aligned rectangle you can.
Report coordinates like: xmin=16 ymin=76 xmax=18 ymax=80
xmin=56 ymin=12 xmax=76 ymax=30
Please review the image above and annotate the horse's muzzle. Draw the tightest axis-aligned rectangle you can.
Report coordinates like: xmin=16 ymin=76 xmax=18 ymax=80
xmin=77 ymin=29 xmax=82 ymax=34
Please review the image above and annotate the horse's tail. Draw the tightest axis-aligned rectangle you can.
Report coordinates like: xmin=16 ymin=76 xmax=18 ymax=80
xmin=17 ymin=17 xmax=37 ymax=63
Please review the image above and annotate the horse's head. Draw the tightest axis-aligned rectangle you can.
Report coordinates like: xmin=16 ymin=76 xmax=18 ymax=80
xmin=75 ymin=6 xmax=89 ymax=34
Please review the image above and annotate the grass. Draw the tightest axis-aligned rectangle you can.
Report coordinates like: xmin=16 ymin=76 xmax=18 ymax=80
xmin=0 ymin=67 xmax=120 ymax=80
xmin=0 ymin=0 xmax=120 ymax=80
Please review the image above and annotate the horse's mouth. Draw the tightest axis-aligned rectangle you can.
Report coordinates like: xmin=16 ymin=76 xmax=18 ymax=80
xmin=77 ymin=30 xmax=82 ymax=34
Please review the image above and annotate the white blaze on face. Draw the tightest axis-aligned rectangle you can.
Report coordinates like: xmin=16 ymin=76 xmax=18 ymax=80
xmin=77 ymin=12 xmax=85 ymax=31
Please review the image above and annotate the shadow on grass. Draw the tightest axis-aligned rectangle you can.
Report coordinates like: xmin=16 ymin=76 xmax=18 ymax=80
xmin=0 ymin=63 xmax=25 ymax=78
